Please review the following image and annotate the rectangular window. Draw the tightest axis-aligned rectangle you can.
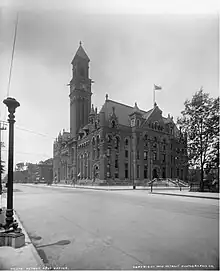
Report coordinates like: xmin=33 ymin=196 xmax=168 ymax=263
xmin=144 ymin=151 xmax=148 ymax=160
xmin=153 ymin=152 xmax=157 ymax=161
xmin=115 ymin=172 xmax=119 ymax=178
xmin=115 ymin=160 xmax=118 ymax=169
xmin=137 ymin=165 xmax=140 ymax=179
xmin=163 ymin=154 xmax=166 ymax=162
xmin=144 ymin=165 xmax=148 ymax=179
xmin=137 ymin=151 xmax=140 ymax=160
xmin=125 ymin=163 xmax=128 ymax=179
xmin=125 ymin=150 xmax=128 ymax=158
xmin=177 ymin=168 xmax=179 ymax=177
xmin=107 ymin=148 xmax=111 ymax=157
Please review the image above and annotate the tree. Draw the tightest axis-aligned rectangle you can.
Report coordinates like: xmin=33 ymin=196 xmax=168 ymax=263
xmin=177 ymin=89 xmax=219 ymax=191
xmin=15 ymin=162 xmax=25 ymax=171
xmin=0 ymin=160 xmax=4 ymax=174
xmin=0 ymin=160 xmax=5 ymax=194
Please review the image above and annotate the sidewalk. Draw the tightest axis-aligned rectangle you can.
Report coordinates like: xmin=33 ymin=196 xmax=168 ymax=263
xmin=0 ymin=194 xmax=45 ymax=270
xmin=151 ymin=190 xmax=219 ymax=200
xmin=23 ymin=183 xmax=219 ymax=200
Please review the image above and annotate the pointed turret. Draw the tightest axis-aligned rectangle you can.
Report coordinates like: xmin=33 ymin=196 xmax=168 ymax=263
xmin=71 ymin=41 xmax=90 ymax=64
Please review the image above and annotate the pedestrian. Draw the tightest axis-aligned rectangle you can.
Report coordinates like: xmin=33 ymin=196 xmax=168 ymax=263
xmin=71 ymin=176 xmax=75 ymax=186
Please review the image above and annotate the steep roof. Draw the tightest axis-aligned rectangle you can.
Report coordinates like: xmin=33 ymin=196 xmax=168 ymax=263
xmin=71 ymin=42 xmax=90 ymax=64
xmin=100 ymin=99 xmax=153 ymax=127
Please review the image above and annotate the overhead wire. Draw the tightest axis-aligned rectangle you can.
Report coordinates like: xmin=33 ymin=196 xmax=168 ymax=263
xmin=1 ymin=149 xmax=51 ymax=157
xmin=0 ymin=121 xmax=56 ymax=140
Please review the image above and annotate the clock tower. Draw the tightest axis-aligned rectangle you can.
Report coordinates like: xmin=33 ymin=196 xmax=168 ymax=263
xmin=69 ymin=42 xmax=92 ymax=138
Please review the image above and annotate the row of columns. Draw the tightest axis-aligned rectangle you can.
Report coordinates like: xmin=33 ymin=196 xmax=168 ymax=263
xmin=78 ymin=154 xmax=92 ymax=179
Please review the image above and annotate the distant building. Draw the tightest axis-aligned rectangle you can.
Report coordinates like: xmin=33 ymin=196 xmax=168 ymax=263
xmin=37 ymin=159 xmax=53 ymax=184
xmin=53 ymin=43 xmax=188 ymax=184
xmin=13 ymin=170 xmax=28 ymax=183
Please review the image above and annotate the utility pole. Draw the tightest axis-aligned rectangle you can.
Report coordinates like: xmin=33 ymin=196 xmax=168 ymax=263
xmin=0 ymin=121 xmax=7 ymax=194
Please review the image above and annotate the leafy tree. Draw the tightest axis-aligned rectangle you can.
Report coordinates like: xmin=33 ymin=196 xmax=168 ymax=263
xmin=0 ymin=160 xmax=4 ymax=174
xmin=177 ymin=89 xmax=219 ymax=191
xmin=15 ymin=162 xmax=25 ymax=171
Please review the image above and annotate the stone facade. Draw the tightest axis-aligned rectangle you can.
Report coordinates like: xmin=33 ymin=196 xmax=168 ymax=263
xmin=53 ymin=43 xmax=188 ymax=184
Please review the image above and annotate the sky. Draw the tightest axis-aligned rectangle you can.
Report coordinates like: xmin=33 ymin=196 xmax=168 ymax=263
xmin=0 ymin=0 xmax=219 ymax=173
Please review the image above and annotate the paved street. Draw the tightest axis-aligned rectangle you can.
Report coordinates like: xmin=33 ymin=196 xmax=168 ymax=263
xmin=13 ymin=184 xmax=219 ymax=270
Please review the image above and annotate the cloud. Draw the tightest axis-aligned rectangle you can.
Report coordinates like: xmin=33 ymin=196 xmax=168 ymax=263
xmin=0 ymin=4 xmax=218 ymax=168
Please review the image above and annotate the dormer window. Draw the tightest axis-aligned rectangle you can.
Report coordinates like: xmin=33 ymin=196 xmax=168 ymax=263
xmin=111 ymin=120 xmax=116 ymax=128
xmin=131 ymin=118 xmax=135 ymax=127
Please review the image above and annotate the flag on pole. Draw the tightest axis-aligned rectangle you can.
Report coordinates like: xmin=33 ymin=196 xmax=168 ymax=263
xmin=154 ymin=84 xmax=162 ymax=90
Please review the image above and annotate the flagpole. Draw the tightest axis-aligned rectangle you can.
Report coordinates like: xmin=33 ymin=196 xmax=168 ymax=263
xmin=153 ymin=86 xmax=155 ymax=106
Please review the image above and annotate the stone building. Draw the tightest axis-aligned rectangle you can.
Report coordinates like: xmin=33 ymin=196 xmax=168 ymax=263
xmin=53 ymin=43 xmax=188 ymax=184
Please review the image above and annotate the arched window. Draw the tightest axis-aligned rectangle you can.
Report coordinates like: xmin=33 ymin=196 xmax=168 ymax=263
xmin=137 ymin=119 xmax=140 ymax=127
xmin=106 ymin=134 xmax=112 ymax=143
xmin=92 ymin=137 xmax=95 ymax=145
xmin=124 ymin=138 xmax=129 ymax=146
xmin=115 ymin=137 xmax=120 ymax=150
xmin=96 ymin=135 xmax=100 ymax=145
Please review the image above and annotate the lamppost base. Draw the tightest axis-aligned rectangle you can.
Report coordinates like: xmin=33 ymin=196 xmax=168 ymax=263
xmin=0 ymin=208 xmax=25 ymax=248
xmin=0 ymin=231 xmax=25 ymax=248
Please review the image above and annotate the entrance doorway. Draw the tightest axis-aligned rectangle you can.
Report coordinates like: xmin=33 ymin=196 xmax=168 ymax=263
xmin=152 ymin=168 xmax=158 ymax=179
xmin=162 ymin=167 xmax=166 ymax=179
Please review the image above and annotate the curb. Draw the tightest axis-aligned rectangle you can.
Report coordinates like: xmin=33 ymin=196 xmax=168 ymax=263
xmin=13 ymin=210 xmax=45 ymax=269
xmin=22 ymin=183 xmax=147 ymax=191
xmin=151 ymin=192 xmax=219 ymax=200
xmin=21 ymin=184 xmax=218 ymax=200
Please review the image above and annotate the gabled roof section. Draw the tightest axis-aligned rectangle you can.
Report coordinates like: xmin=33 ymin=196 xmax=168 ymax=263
xmin=71 ymin=42 xmax=90 ymax=64
xmin=100 ymin=99 xmax=152 ymax=127
xmin=129 ymin=102 xmax=142 ymax=116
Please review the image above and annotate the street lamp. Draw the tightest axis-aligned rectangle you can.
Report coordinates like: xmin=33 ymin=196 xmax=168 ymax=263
xmin=3 ymin=97 xmax=20 ymax=231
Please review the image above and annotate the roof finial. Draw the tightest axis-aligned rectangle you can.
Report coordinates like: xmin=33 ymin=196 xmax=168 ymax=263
xmin=79 ymin=41 xmax=82 ymax=46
